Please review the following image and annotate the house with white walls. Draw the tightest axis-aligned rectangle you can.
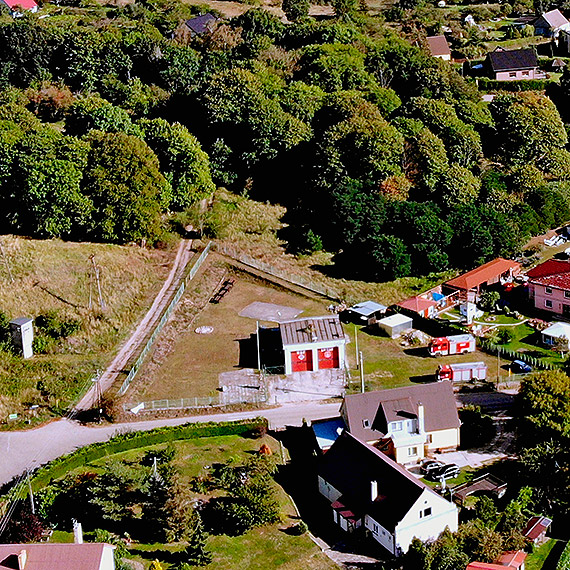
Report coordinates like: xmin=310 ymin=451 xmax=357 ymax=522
xmin=318 ymin=431 xmax=458 ymax=555
xmin=279 ymin=316 xmax=346 ymax=374
xmin=340 ymin=382 xmax=460 ymax=464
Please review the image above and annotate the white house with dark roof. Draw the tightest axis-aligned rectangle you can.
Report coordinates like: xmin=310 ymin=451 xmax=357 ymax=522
xmin=485 ymin=48 xmax=539 ymax=81
xmin=279 ymin=316 xmax=346 ymax=374
xmin=318 ymin=431 xmax=458 ymax=555
xmin=340 ymin=382 xmax=460 ymax=464
xmin=534 ymin=9 xmax=570 ymax=37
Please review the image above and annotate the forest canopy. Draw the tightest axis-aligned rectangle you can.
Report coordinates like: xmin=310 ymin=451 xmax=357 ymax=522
xmin=0 ymin=2 xmax=570 ymax=278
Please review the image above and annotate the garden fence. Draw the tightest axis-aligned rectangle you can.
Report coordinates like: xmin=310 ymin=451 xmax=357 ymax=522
xmin=117 ymin=242 xmax=212 ymax=396
xmin=477 ymin=338 xmax=560 ymax=371
xmin=215 ymin=242 xmax=340 ymax=300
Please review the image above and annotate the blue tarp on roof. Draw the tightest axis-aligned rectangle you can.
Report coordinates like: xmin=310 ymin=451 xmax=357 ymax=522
xmin=313 ymin=417 xmax=345 ymax=450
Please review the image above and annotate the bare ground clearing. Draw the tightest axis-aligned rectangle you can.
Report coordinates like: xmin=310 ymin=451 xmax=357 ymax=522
xmin=127 ymin=255 xmax=329 ymax=403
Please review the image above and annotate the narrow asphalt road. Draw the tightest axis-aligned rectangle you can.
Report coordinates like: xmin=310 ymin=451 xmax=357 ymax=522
xmin=0 ymin=402 xmax=341 ymax=486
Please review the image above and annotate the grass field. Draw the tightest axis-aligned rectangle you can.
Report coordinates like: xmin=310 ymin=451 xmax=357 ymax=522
xmin=0 ymin=235 xmax=174 ymax=423
xmin=50 ymin=433 xmax=336 ymax=570
xmin=346 ymin=325 xmax=503 ymax=392
xmin=525 ymin=539 xmax=560 ymax=570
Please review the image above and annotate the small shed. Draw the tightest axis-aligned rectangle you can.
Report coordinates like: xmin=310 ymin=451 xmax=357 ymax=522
xmin=376 ymin=313 xmax=413 ymax=338
xmin=426 ymin=35 xmax=452 ymax=61
xmin=184 ymin=13 xmax=218 ymax=36
xmin=542 ymin=321 xmax=570 ymax=349
xmin=342 ymin=301 xmax=387 ymax=326
xmin=522 ymin=515 xmax=552 ymax=546
xmin=9 ymin=317 xmax=33 ymax=359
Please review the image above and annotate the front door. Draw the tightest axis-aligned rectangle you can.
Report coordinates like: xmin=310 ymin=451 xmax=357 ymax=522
xmin=291 ymin=350 xmax=313 ymax=372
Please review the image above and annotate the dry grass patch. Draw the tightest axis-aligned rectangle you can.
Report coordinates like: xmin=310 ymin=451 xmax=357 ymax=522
xmin=0 ymin=235 xmax=175 ymax=421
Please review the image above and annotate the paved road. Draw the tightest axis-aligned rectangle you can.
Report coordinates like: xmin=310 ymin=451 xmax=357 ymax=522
xmin=75 ymin=239 xmax=195 ymax=411
xmin=0 ymin=402 xmax=341 ymax=486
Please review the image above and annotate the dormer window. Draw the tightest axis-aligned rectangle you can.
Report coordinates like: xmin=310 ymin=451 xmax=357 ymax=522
xmin=363 ymin=419 xmax=370 ymax=428
xmin=392 ymin=421 xmax=402 ymax=431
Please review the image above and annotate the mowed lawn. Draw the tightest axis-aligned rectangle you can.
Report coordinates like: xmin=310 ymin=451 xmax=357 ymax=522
xmin=346 ymin=325 xmax=503 ymax=392
xmin=139 ymin=271 xmax=329 ymax=400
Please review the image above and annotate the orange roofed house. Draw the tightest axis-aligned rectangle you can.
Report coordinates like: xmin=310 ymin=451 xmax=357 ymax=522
xmin=526 ymin=259 xmax=570 ymax=317
xmin=467 ymin=550 xmax=527 ymax=570
xmin=443 ymin=258 xmax=521 ymax=303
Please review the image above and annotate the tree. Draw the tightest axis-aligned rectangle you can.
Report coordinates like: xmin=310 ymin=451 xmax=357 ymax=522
xmin=516 ymin=370 xmax=570 ymax=443
xmin=179 ymin=511 xmax=212 ymax=566
xmin=439 ymin=164 xmax=480 ymax=208
xmin=82 ymin=131 xmax=169 ymax=244
xmin=490 ymin=92 xmax=568 ymax=172
xmin=478 ymin=291 xmax=500 ymax=312
xmin=332 ymin=0 xmax=359 ymax=18
xmin=138 ymin=119 xmax=215 ymax=210
xmin=456 ymin=520 xmax=504 ymax=563
xmin=282 ymin=0 xmax=309 ymax=21
xmin=474 ymin=496 xmax=499 ymax=529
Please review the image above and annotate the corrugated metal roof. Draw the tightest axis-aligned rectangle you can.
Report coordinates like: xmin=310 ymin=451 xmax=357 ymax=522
xmin=279 ymin=316 xmax=345 ymax=346
xmin=348 ymin=301 xmax=387 ymax=317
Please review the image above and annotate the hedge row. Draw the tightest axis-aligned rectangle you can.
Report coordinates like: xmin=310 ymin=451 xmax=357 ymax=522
xmin=477 ymin=338 xmax=559 ymax=370
xmin=557 ymin=541 xmax=570 ymax=569
xmin=29 ymin=418 xmax=267 ymax=492
xmin=478 ymin=78 xmax=557 ymax=92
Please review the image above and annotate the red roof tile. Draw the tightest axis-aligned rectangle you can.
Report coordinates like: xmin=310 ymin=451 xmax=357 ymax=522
xmin=1 ymin=0 xmax=38 ymax=10
xmin=527 ymin=259 xmax=570 ymax=289
xmin=445 ymin=258 xmax=520 ymax=291
xmin=467 ymin=562 xmax=508 ymax=570
xmin=497 ymin=550 xmax=527 ymax=568
xmin=398 ymin=296 xmax=437 ymax=313
xmin=523 ymin=515 xmax=552 ymax=540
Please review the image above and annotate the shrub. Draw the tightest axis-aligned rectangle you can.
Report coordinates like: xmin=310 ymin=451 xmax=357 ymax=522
xmin=35 ymin=311 xmax=81 ymax=339
xmin=290 ymin=521 xmax=308 ymax=535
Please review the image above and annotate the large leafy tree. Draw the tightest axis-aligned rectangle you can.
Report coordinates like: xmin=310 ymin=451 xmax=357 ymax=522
xmin=138 ymin=118 xmax=215 ymax=209
xmin=82 ymin=131 xmax=169 ymax=243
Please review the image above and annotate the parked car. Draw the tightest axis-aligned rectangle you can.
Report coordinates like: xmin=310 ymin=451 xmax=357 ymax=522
xmin=420 ymin=460 xmax=444 ymax=475
xmin=511 ymin=359 xmax=532 ymax=373
xmin=427 ymin=463 xmax=461 ymax=481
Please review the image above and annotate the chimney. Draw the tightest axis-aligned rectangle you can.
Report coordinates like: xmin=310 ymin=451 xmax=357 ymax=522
xmin=18 ymin=550 xmax=27 ymax=570
xmin=371 ymin=480 xmax=378 ymax=502
xmin=417 ymin=402 xmax=425 ymax=434
xmin=73 ymin=519 xmax=83 ymax=544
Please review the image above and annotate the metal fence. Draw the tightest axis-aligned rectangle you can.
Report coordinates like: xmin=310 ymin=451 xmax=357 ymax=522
xmin=117 ymin=242 xmax=212 ymax=397
xmin=215 ymin=243 xmax=340 ymax=300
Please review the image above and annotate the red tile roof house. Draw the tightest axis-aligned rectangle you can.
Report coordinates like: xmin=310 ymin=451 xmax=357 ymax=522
xmin=340 ymin=382 xmax=460 ymax=465
xmin=522 ymin=515 xmax=552 ymax=546
xmin=318 ymin=431 xmax=458 ymax=556
xmin=526 ymin=259 xmax=570 ymax=318
xmin=0 ymin=0 xmax=38 ymax=15
xmin=398 ymin=285 xmax=460 ymax=319
xmin=443 ymin=258 xmax=521 ymax=303
xmin=467 ymin=550 xmax=527 ymax=570
xmin=0 ymin=543 xmax=115 ymax=570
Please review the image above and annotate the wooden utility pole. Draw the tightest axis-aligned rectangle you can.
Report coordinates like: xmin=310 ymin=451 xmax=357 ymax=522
xmin=89 ymin=255 xmax=106 ymax=312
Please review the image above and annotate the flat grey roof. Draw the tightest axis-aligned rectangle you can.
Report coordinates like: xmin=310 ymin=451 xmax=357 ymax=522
xmin=10 ymin=317 xmax=33 ymax=326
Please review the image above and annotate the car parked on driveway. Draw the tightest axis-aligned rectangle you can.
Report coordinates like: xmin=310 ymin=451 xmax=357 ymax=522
xmin=427 ymin=463 xmax=460 ymax=481
xmin=420 ymin=460 xmax=444 ymax=476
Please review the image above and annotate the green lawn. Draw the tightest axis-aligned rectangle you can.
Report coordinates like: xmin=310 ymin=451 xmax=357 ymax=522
xmin=525 ymin=539 xmax=559 ymax=570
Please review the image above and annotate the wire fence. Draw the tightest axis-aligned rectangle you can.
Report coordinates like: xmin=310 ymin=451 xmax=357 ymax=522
xmin=477 ymin=337 xmax=560 ymax=370
xmin=117 ymin=242 xmax=212 ymax=397
xmin=215 ymin=242 xmax=340 ymax=301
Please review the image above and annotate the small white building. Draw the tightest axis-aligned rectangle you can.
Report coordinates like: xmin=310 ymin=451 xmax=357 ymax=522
xmin=377 ymin=313 xmax=413 ymax=338
xmin=542 ymin=321 xmax=570 ymax=349
xmin=10 ymin=317 xmax=34 ymax=359
xmin=318 ymin=431 xmax=458 ymax=555
xmin=279 ymin=316 xmax=346 ymax=374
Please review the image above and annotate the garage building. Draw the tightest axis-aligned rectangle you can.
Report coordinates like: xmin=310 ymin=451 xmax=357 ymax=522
xmin=280 ymin=316 xmax=347 ymax=374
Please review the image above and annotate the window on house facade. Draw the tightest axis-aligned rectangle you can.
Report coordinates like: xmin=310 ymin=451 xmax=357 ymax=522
xmin=545 ymin=300 xmax=553 ymax=308
xmin=424 ymin=508 xmax=432 ymax=517
xmin=509 ymin=72 xmax=516 ymax=77
xmin=426 ymin=434 xmax=433 ymax=443
xmin=408 ymin=446 xmax=418 ymax=456
xmin=392 ymin=421 xmax=403 ymax=431
xmin=522 ymin=71 xmax=529 ymax=75
xmin=564 ymin=291 xmax=570 ymax=299
xmin=363 ymin=419 xmax=370 ymax=428
xmin=546 ymin=287 xmax=553 ymax=295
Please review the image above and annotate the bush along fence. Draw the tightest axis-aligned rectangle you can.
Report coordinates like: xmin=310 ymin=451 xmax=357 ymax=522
xmin=117 ymin=241 xmax=212 ymax=397
xmin=215 ymin=242 xmax=340 ymax=301
xmin=477 ymin=77 xmax=557 ymax=92
xmin=29 ymin=418 xmax=267 ymax=492
xmin=557 ymin=541 xmax=570 ymax=570
xmin=477 ymin=338 xmax=560 ymax=370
